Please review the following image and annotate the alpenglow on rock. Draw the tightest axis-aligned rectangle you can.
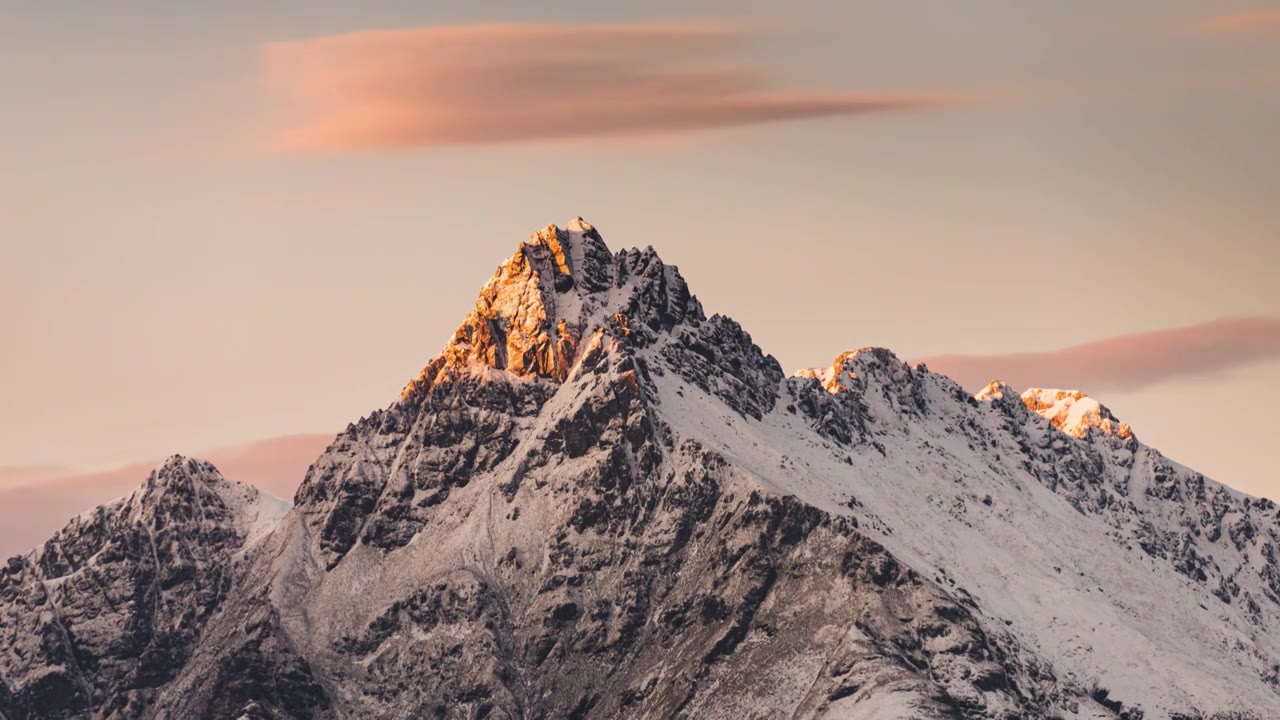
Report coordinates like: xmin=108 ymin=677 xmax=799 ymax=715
xmin=3 ymin=219 xmax=1280 ymax=719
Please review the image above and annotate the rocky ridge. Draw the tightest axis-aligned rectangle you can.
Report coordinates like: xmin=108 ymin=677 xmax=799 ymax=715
xmin=2 ymin=219 xmax=1278 ymax=720
xmin=0 ymin=457 xmax=287 ymax=718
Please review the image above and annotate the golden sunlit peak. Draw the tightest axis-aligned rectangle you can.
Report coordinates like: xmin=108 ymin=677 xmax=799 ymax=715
xmin=527 ymin=217 xmax=596 ymax=279
xmin=565 ymin=216 xmax=594 ymax=232
xmin=1021 ymin=388 xmax=1133 ymax=440
xmin=975 ymin=380 xmax=1017 ymax=402
xmin=400 ymin=218 xmax=641 ymax=402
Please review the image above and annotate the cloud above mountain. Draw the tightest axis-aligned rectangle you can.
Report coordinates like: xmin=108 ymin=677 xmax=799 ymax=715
xmin=1192 ymin=10 xmax=1280 ymax=34
xmin=260 ymin=22 xmax=958 ymax=150
xmin=921 ymin=316 xmax=1280 ymax=394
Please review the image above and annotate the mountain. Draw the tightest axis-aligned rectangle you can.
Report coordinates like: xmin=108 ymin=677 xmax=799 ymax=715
xmin=0 ymin=435 xmax=334 ymax=560
xmin=3 ymin=219 xmax=1279 ymax=719
xmin=0 ymin=457 xmax=289 ymax=718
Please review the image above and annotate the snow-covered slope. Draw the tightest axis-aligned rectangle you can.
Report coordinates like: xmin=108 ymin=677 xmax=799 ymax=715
xmin=671 ymin=355 xmax=1280 ymax=718
xmin=3 ymin=219 xmax=1278 ymax=720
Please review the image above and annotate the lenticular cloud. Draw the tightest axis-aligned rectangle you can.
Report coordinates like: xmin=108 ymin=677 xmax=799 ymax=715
xmin=921 ymin=316 xmax=1280 ymax=394
xmin=261 ymin=23 xmax=955 ymax=150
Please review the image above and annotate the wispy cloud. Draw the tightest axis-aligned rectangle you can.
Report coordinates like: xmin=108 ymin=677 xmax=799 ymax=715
xmin=260 ymin=22 xmax=960 ymax=151
xmin=921 ymin=317 xmax=1280 ymax=394
xmin=0 ymin=465 xmax=71 ymax=492
xmin=1191 ymin=10 xmax=1280 ymax=34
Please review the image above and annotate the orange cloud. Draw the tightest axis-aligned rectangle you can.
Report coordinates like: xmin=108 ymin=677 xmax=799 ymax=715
xmin=1192 ymin=10 xmax=1280 ymax=34
xmin=921 ymin=317 xmax=1280 ymax=394
xmin=261 ymin=23 xmax=959 ymax=150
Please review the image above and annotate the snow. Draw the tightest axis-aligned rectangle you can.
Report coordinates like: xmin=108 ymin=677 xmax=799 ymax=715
xmin=212 ymin=479 xmax=292 ymax=552
xmin=649 ymin=347 xmax=1280 ymax=717
xmin=218 ymin=223 xmax=1280 ymax=716
xmin=974 ymin=379 xmax=1016 ymax=402
xmin=20 ymin=222 xmax=1276 ymax=718
xmin=564 ymin=215 xmax=593 ymax=233
xmin=1022 ymin=388 xmax=1131 ymax=439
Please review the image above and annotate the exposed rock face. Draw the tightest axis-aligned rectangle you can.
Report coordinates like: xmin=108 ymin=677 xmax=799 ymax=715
xmin=296 ymin=219 xmax=779 ymax=572
xmin=400 ymin=219 xmax=616 ymax=392
xmin=4 ymin=219 xmax=1280 ymax=720
xmin=0 ymin=457 xmax=287 ymax=719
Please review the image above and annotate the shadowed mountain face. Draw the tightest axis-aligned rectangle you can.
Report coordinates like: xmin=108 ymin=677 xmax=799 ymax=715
xmin=3 ymin=220 xmax=1279 ymax=720
xmin=0 ymin=458 xmax=290 ymax=718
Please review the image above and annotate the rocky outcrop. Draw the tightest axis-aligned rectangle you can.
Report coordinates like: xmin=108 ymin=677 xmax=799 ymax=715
xmin=0 ymin=457 xmax=286 ymax=719
xmin=4 ymin=219 xmax=1279 ymax=719
xmin=400 ymin=220 xmax=611 ymax=392
xmin=315 ymin=471 xmax=1060 ymax=720
xmin=1021 ymin=388 xmax=1133 ymax=440
xmin=297 ymin=218 xmax=779 ymax=571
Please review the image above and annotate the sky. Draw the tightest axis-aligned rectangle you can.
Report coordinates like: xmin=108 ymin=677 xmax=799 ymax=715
xmin=2 ymin=1 xmax=1278 ymax=511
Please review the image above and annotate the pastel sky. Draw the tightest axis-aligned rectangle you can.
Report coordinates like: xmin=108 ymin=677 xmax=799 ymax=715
xmin=3 ymin=1 xmax=1278 ymax=516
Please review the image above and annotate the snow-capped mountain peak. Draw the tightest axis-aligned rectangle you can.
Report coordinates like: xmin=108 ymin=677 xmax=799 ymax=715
xmin=563 ymin=215 xmax=594 ymax=233
xmin=1021 ymin=387 xmax=1134 ymax=440
xmin=5 ymin=220 xmax=1279 ymax=720
xmin=0 ymin=456 xmax=288 ymax=719
xmin=794 ymin=347 xmax=916 ymax=395
xmin=398 ymin=217 xmax=708 ymax=403
xmin=975 ymin=379 xmax=1017 ymax=402
xmin=399 ymin=219 xmax=615 ymax=396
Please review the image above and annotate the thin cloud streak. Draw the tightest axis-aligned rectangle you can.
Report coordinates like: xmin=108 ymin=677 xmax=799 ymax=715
xmin=261 ymin=23 xmax=960 ymax=150
xmin=1191 ymin=10 xmax=1280 ymax=34
xmin=0 ymin=465 xmax=71 ymax=492
xmin=921 ymin=317 xmax=1280 ymax=394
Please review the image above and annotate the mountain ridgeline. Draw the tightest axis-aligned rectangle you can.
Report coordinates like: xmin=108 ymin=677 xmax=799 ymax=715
xmin=3 ymin=219 xmax=1279 ymax=719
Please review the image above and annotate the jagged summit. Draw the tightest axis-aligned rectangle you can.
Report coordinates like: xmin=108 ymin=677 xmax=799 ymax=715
xmin=1021 ymin=387 xmax=1133 ymax=440
xmin=974 ymin=379 xmax=1017 ymax=402
xmin=563 ymin=215 xmax=593 ymax=232
xmin=147 ymin=454 xmax=216 ymax=488
xmin=1 ymin=456 xmax=288 ymax=720
xmin=974 ymin=382 xmax=1135 ymax=441
xmin=41 ymin=456 xmax=289 ymax=569
xmin=794 ymin=347 xmax=915 ymax=395
xmin=6 ymin=219 xmax=1280 ymax=720
xmin=400 ymin=218 xmax=704 ymax=398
